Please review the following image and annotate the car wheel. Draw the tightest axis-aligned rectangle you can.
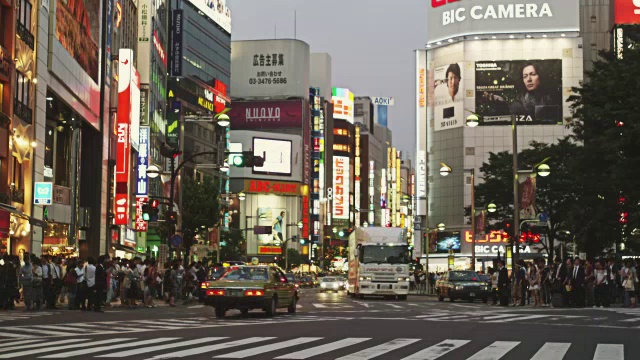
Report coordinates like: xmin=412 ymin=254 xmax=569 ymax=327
xmin=265 ymin=297 xmax=277 ymax=317
xmin=288 ymin=296 xmax=297 ymax=314
xmin=240 ymin=309 xmax=249 ymax=316
xmin=214 ymin=308 xmax=226 ymax=318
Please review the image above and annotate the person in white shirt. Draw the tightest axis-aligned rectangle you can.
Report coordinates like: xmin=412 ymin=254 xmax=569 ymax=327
xmin=75 ymin=260 xmax=87 ymax=310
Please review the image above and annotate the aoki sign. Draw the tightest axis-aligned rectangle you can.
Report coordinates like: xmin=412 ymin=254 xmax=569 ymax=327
xmin=427 ymin=0 xmax=580 ymax=44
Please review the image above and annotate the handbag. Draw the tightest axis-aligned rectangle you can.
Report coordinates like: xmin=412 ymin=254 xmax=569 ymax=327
xmin=623 ymin=279 xmax=633 ymax=290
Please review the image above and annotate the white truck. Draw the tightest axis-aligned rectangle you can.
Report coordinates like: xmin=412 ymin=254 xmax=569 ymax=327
xmin=347 ymin=227 xmax=412 ymax=300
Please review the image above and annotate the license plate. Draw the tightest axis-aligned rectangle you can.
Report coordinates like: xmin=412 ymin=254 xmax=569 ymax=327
xmin=380 ymin=285 xmax=391 ymax=290
xmin=469 ymin=292 xmax=475 ymax=297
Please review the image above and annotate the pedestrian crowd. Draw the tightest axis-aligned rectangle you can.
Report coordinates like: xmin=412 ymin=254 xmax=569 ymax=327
xmin=486 ymin=257 xmax=639 ymax=308
xmin=0 ymin=253 xmax=214 ymax=311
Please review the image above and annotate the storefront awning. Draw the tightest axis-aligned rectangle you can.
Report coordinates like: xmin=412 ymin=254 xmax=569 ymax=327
xmin=0 ymin=203 xmax=48 ymax=228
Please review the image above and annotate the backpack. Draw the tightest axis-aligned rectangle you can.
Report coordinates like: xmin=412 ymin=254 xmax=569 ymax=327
xmin=64 ymin=269 xmax=77 ymax=287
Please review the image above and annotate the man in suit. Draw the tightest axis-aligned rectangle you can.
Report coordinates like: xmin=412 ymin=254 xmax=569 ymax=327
xmin=497 ymin=260 xmax=510 ymax=306
xmin=572 ymin=258 xmax=586 ymax=307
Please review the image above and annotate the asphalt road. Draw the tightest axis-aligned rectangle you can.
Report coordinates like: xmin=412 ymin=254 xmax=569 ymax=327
xmin=0 ymin=289 xmax=638 ymax=359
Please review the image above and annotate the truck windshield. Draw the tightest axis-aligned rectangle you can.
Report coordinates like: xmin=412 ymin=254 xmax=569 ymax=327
xmin=361 ymin=246 xmax=409 ymax=264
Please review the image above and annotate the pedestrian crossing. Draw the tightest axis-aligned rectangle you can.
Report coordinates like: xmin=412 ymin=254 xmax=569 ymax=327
xmin=411 ymin=311 xmax=587 ymax=324
xmin=0 ymin=336 xmax=629 ymax=359
xmin=0 ymin=311 xmax=56 ymax=323
xmin=0 ymin=316 xmax=345 ymax=340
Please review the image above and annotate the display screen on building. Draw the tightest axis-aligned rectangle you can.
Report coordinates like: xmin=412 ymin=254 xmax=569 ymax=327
xmin=115 ymin=49 xmax=140 ymax=225
xmin=435 ymin=231 xmax=461 ymax=253
xmin=427 ymin=0 xmax=580 ymax=45
xmin=55 ymin=0 xmax=100 ymax=81
xmin=615 ymin=0 xmax=640 ymax=25
xmin=186 ymin=0 xmax=231 ymax=33
xmin=228 ymin=100 xmax=304 ymax=129
xmin=434 ymin=62 xmax=464 ymax=131
xmin=475 ymin=60 xmax=562 ymax=125
xmin=332 ymin=156 xmax=350 ymax=221
xmin=332 ymin=87 xmax=355 ymax=124
xmin=252 ymin=138 xmax=293 ymax=176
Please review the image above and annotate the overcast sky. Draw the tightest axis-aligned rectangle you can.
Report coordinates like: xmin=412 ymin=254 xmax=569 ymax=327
xmin=228 ymin=0 xmax=426 ymax=155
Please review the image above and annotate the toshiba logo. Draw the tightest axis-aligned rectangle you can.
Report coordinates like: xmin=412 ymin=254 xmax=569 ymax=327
xmin=432 ymin=0 xmax=460 ymax=8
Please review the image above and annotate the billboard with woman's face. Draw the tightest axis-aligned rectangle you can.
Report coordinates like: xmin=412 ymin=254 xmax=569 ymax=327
xmin=475 ymin=60 xmax=562 ymax=125
xmin=433 ymin=62 xmax=464 ymax=131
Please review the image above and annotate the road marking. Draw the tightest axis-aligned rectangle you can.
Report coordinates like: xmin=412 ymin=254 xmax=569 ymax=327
xmin=353 ymin=302 xmax=370 ymax=308
xmin=188 ymin=305 xmax=205 ymax=309
xmin=386 ymin=303 xmax=403 ymax=309
xmin=0 ymin=331 xmax=35 ymax=338
xmin=29 ymin=324 xmax=106 ymax=333
xmin=593 ymin=344 xmax=624 ymax=360
xmin=0 ymin=338 xmax=132 ymax=358
xmin=151 ymin=319 xmax=205 ymax=325
xmin=313 ymin=304 xmax=328 ymax=308
xmin=146 ymin=337 xmax=275 ymax=359
xmin=450 ymin=304 xmax=477 ymax=309
xmin=479 ymin=314 xmax=520 ymax=321
xmin=0 ymin=339 xmax=85 ymax=353
xmin=40 ymin=337 xmax=177 ymax=358
xmin=337 ymin=338 xmax=420 ymax=360
xmin=2 ymin=327 xmax=63 ymax=336
xmin=620 ymin=317 xmax=640 ymax=322
xmin=297 ymin=304 xmax=303 ymax=308
xmin=97 ymin=338 xmax=227 ymax=357
xmin=215 ymin=337 xmax=322 ymax=358
xmin=414 ymin=314 xmax=453 ymax=319
xmin=429 ymin=315 xmax=470 ymax=321
xmin=400 ymin=339 xmax=470 ymax=360
xmin=485 ymin=315 xmax=548 ymax=323
xmin=530 ymin=343 xmax=571 ymax=360
xmin=466 ymin=341 xmax=520 ymax=360
xmin=275 ymin=338 xmax=371 ymax=359
xmin=0 ymin=338 xmax=45 ymax=349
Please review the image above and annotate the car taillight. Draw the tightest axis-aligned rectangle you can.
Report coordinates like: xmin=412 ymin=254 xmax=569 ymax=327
xmin=206 ymin=289 xmax=225 ymax=296
xmin=244 ymin=290 xmax=265 ymax=296
xmin=201 ymin=282 xmax=209 ymax=289
xmin=294 ymin=284 xmax=299 ymax=288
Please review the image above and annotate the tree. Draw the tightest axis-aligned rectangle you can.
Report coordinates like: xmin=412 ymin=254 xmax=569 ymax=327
xmin=568 ymin=47 xmax=640 ymax=255
xmin=219 ymin=228 xmax=246 ymax=262
xmin=474 ymin=139 xmax=582 ymax=260
xmin=181 ymin=176 xmax=220 ymax=250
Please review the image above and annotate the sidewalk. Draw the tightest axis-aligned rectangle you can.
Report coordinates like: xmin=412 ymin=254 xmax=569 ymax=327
xmin=7 ymin=298 xmax=199 ymax=310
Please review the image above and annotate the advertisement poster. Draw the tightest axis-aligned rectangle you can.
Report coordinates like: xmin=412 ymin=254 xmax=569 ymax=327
xmin=228 ymin=100 xmax=303 ymax=130
xmin=332 ymin=156 xmax=350 ymax=221
xmin=433 ymin=62 xmax=464 ymax=131
xmin=252 ymin=138 xmax=292 ymax=176
xmin=519 ymin=174 xmax=537 ymax=220
xmin=55 ymin=0 xmax=100 ymax=82
xmin=615 ymin=0 xmax=640 ymax=25
xmin=256 ymin=208 xmax=286 ymax=245
xmin=435 ymin=231 xmax=461 ymax=254
xmin=475 ymin=60 xmax=563 ymax=125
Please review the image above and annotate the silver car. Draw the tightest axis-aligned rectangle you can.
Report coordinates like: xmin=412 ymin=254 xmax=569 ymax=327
xmin=319 ymin=277 xmax=342 ymax=292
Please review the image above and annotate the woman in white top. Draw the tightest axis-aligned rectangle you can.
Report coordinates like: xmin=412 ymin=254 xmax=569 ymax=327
xmin=529 ymin=263 xmax=541 ymax=307
xmin=621 ymin=260 xmax=638 ymax=308
xmin=593 ymin=261 xmax=609 ymax=308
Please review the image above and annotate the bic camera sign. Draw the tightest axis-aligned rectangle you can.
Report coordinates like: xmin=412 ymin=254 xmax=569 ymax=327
xmin=427 ymin=0 xmax=580 ymax=44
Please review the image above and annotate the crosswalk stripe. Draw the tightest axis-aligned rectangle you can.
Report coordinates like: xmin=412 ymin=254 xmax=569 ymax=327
xmin=336 ymin=338 xmax=420 ymax=360
xmin=486 ymin=315 xmax=548 ymax=323
xmin=0 ymin=339 xmax=86 ymax=353
xmin=96 ymin=337 xmax=228 ymax=358
xmin=400 ymin=339 xmax=470 ymax=360
xmin=8 ymin=327 xmax=66 ymax=336
xmin=40 ymin=337 xmax=178 ymax=358
xmin=386 ymin=303 xmax=403 ymax=309
xmin=0 ymin=338 xmax=133 ymax=359
xmin=215 ymin=337 xmax=323 ymax=358
xmin=150 ymin=319 xmax=204 ymax=325
xmin=467 ymin=341 xmax=520 ymax=360
xmin=429 ymin=315 xmax=470 ymax=321
xmin=479 ymin=314 xmax=520 ymax=321
xmin=414 ymin=314 xmax=452 ymax=319
xmin=0 ymin=330 xmax=35 ymax=338
xmin=275 ymin=338 xmax=371 ymax=359
xmin=313 ymin=304 xmax=328 ymax=308
xmin=146 ymin=337 xmax=276 ymax=359
xmin=29 ymin=324 xmax=105 ymax=333
xmin=0 ymin=338 xmax=45 ymax=349
xmin=593 ymin=344 xmax=624 ymax=360
xmin=530 ymin=343 xmax=571 ymax=360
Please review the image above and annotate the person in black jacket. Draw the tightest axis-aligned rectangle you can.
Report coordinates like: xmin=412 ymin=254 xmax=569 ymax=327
xmin=94 ymin=256 xmax=107 ymax=312
xmin=571 ymin=258 xmax=586 ymax=307
xmin=497 ymin=260 xmax=510 ymax=306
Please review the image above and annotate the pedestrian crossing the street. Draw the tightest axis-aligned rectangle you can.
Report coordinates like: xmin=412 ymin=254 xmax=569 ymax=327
xmin=0 ymin=336 xmax=630 ymax=359
xmin=0 ymin=316 xmax=345 ymax=340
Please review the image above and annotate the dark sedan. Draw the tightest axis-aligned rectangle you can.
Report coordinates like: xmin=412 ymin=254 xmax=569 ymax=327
xmin=436 ymin=271 xmax=490 ymax=303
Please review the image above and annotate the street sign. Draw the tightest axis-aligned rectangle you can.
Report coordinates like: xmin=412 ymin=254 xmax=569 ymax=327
xmin=414 ymin=223 xmax=422 ymax=231
xmin=414 ymin=216 xmax=422 ymax=225
xmin=34 ymin=182 xmax=53 ymax=205
xmin=372 ymin=97 xmax=395 ymax=106
xmin=170 ymin=234 xmax=183 ymax=247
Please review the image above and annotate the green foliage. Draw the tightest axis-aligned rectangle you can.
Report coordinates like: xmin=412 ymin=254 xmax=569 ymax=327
xmin=219 ymin=228 xmax=246 ymax=262
xmin=181 ymin=176 xmax=220 ymax=248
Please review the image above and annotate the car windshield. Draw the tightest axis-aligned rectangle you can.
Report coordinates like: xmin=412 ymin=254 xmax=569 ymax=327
xmin=449 ymin=272 xmax=479 ymax=281
xmin=322 ymin=277 xmax=337 ymax=282
xmin=361 ymin=245 xmax=410 ymax=264
xmin=221 ymin=267 xmax=270 ymax=281
xmin=286 ymin=274 xmax=296 ymax=281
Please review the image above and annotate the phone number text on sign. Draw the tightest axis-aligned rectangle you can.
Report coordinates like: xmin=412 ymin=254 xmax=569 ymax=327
xmin=249 ymin=76 xmax=288 ymax=85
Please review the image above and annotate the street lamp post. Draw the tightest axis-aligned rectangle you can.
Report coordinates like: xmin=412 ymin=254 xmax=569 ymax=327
xmin=282 ymin=221 xmax=304 ymax=270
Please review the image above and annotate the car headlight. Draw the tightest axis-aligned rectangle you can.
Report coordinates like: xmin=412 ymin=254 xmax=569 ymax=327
xmin=455 ymin=285 xmax=464 ymax=290
xmin=482 ymin=286 xmax=488 ymax=290
xmin=359 ymin=276 xmax=372 ymax=281
xmin=333 ymin=284 xmax=339 ymax=289
xmin=321 ymin=283 xmax=326 ymax=288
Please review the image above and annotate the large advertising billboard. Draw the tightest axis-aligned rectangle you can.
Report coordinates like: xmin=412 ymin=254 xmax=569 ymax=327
xmin=333 ymin=156 xmax=350 ymax=221
xmin=615 ymin=0 xmax=640 ymax=25
xmin=434 ymin=231 xmax=461 ymax=254
xmin=55 ymin=0 xmax=101 ymax=82
xmin=475 ymin=60 xmax=562 ymax=125
xmin=252 ymin=138 xmax=293 ymax=176
xmin=228 ymin=100 xmax=304 ymax=130
xmin=427 ymin=0 xmax=580 ymax=45
xmin=434 ymin=62 xmax=464 ymax=131
xmin=231 ymin=40 xmax=310 ymax=98
xmin=186 ymin=0 xmax=231 ymax=33
xmin=332 ymin=87 xmax=355 ymax=124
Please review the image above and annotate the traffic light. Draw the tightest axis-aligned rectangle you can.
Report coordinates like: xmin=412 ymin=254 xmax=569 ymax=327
xmin=299 ymin=237 xmax=306 ymax=245
xmin=160 ymin=142 xmax=182 ymax=159
xmin=166 ymin=211 xmax=178 ymax=224
xmin=292 ymin=235 xmax=298 ymax=244
xmin=501 ymin=220 xmax=513 ymax=240
xmin=229 ymin=151 xmax=265 ymax=168
xmin=142 ymin=204 xmax=151 ymax=221
xmin=149 ymin=199 xmax=160 ymax=221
